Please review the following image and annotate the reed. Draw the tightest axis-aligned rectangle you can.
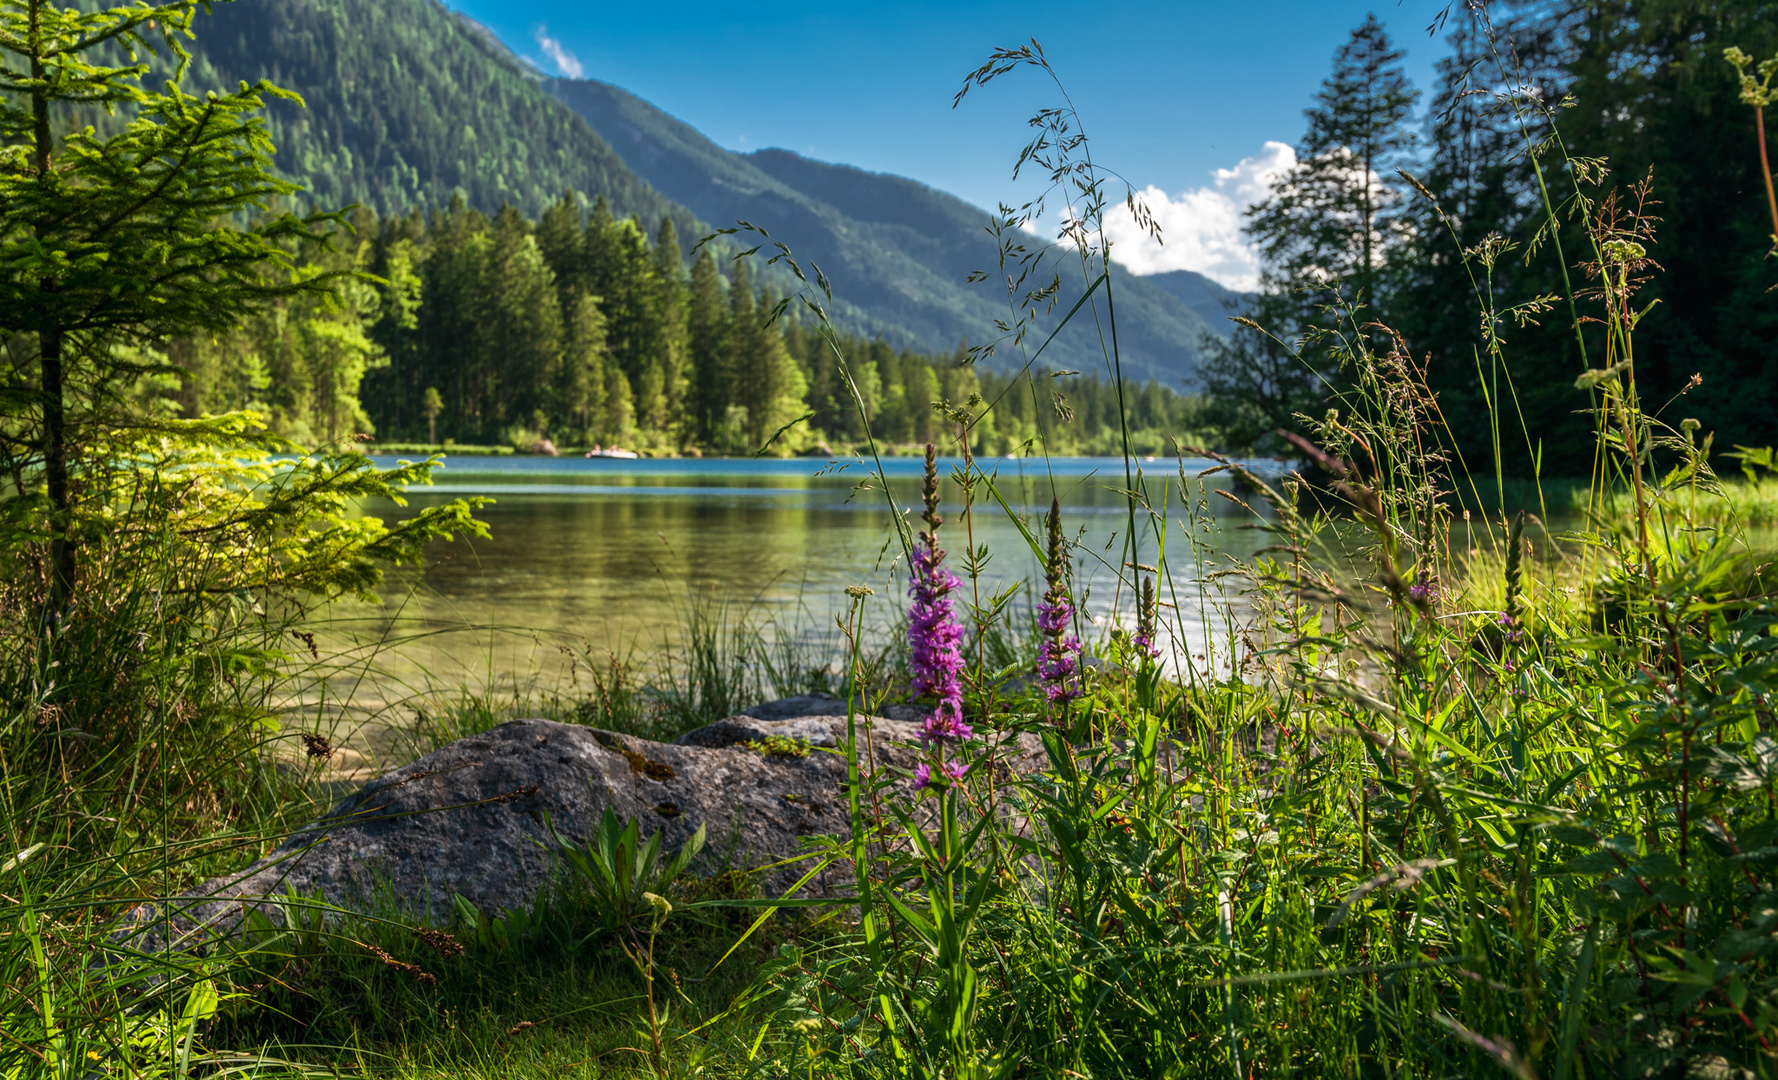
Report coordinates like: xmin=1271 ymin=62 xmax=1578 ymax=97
xmin=10 ymin=13 xmax=1778 ymax=1080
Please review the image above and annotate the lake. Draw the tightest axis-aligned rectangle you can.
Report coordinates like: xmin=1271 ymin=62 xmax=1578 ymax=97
xmin=312 ymin=453 xmax=1262 ymax=717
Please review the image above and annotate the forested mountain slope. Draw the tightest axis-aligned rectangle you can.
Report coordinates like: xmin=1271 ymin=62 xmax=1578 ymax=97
xmin=1141 ymin=270 xmax=1245 ymax=329
xmin=547 ymin=77 xmax=1238 ymax=384
xmin=180 ymin=0 xmax=698 ymax=235
xmin=177 ymin=0 xmax=1240 ymax=387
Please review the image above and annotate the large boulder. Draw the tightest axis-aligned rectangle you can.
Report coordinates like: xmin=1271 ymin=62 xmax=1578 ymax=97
xmin=146 ymin=704 xmax=1044 ymax=940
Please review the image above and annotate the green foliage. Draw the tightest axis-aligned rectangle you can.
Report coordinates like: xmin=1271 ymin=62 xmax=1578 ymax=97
xmin=549 ymin=808 xmax=707 ymax=939
xmin=1222 ymin=4 xmax=1778 ymax=469
xmin=742 ymin=735 xmax=811 ymax=759
xmin=787 ymin=323 xmax=1208 ymax=456
xmin=177 ymin=0 xmax=699 ymax=234
xmin=157 ymin=197 xmax=1206 ymax=457
xmin=0 ymin=5 xmax=488 ymax=1075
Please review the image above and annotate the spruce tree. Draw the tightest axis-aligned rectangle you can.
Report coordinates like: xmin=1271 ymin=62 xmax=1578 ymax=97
xmin=419 ymin=199 xmax=489 ymax=439
xmin=582 ymin=196 xmax=617 ymax=302
xmin=536 ymin=191 xmax=586 ymax=304
xmin=726 ymin=259 xmax=760 ymax=449
xmin=685 ymin=248 xmax=728 ymax=443
xmin=1248 ymin=13 xmax=1419 ymax=313
xmin=487 ymin=207 xmax=563 ymax=439
xmin=1204 ymin=13 xmax=1418 ymax=451
xmin=561 ymin=291 xmax=607 ymax=442
xmin=1 ymin=0 xmax=336 ymax=619
xmin=422 ymin=385 xmax=444 ymax=444
xmin=653 ymin=215 xmax=689 ymax=437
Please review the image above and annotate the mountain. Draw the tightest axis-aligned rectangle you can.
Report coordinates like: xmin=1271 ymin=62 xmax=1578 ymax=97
xmin=546 ymin=78 xmax=1239 ymax=385
xmin=1143 ymin=270 xmax=1246 ymax=330
xmin=177 ymin=0 xmax=1241 ymax=385
xmin=179 ymin=0 xmax=698 ymax=235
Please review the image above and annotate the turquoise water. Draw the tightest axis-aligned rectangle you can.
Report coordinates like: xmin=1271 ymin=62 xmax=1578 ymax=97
xmin=322 ymin=454 xmax=1262 ymax=693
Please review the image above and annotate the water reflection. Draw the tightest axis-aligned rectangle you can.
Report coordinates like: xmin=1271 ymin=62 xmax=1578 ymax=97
xmin=319 ymin=455 xmax=1265 ymax=696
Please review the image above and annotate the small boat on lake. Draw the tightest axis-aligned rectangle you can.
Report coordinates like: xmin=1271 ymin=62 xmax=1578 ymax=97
xmin=585 ymin=445 xmax=640 ymax=460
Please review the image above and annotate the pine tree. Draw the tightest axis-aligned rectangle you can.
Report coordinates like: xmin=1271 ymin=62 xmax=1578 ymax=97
xmin=1204 ymin=13 xmax=1420 ymax=451
xmin=561 ymin=291 xmax=608 ymax=442
xmin=0 ymin=0 xmax=336 ymax=616
xmin=422 ymin=385 xmax=444 ymax=444
xmin=653 ymin=215 xmax=689 ymax=439
xmin=1249 ymin=13 xmax=1420 ymax=314
xmin=486 ymin=207 xmax=563 ymax=439
xmin=368 ymin=231 xmax=424 ymax=437
xmin=1390 ymin=5 xmax=1585 ymax=472
xmin=722 ymin=281 xmax=808 ymax=454
xmin=419 ymin=199 xmax=491 ymax=440
xmin=536 ymin=191 xmax=586 ymax=303
xmin=602 ymin=364 xmax=635 ymax=445
xmin=723 ymin=258 xmax=760 ymax=451
xmin=685 ymin=248 xmax=729 ymax=443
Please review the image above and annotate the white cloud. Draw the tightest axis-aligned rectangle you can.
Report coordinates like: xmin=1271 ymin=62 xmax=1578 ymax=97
xmin=1102 ymin=141 xmax=1297 ymax=292
xmin=533 ymin=27 xmax=584 ymax=79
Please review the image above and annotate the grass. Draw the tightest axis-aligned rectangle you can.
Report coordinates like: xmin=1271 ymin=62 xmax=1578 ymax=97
xmin=11 ymin=27 xmax=1778 ymax=1080
xmin=1578 ymin=473 xmax=1778 ymax=527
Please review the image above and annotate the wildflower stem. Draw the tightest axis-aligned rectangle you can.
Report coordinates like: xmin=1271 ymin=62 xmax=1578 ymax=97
xmin=1758 ymin=105 xmax=1778 ymax=244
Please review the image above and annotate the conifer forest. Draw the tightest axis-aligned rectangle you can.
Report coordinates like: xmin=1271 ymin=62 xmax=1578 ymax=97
xmin=12 ymin=0 xmax=1778 ymax=1077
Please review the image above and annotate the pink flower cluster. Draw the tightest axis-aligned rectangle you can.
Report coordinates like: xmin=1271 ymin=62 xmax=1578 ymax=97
xmin=1036 ymin=596 xmax=1082 ymax=704
xmin=913 ymin=760 xmax=969 ymax=790
xmin=909 ymin=538 xmax=971 ymax=745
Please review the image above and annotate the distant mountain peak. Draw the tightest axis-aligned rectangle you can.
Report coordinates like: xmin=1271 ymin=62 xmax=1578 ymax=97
xmin=179 ymin=2 xmax=1236 ymax=384
xmin=549 ymin=76 xmax=1229 ymax=383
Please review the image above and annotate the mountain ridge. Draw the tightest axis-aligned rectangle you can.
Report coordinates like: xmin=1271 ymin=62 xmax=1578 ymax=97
xmin=178 ymin=0 xmax=1241 ymax=386
xmin=546 ymin=76 xmax=1239 ymax=384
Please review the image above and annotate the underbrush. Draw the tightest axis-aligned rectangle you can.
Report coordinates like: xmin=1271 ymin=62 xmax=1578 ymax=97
xmin=202 ymin=831 xmax=790 ymax=1077
xmin=10 ymin=18 xmax=1778 ymax=1080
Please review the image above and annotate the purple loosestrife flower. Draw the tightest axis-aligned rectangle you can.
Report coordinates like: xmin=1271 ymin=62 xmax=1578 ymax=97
xmin=1133 ymin=574 xmax=1161 ymax=661
xmin=1036 ymin=499 xmax=1082 ymax=706
xmin=912 ymin=760 xmax=969 ymax=792
xmin=1498 ymin=612 xmax=1524 ymax=644
xmin=908 ymin=445 xmax=970 ymax=746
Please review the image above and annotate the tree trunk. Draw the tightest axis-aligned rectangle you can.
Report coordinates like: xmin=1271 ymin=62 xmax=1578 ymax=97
xmin=42 ymin=327 xmax=73 ymax=622
xmin=31 ymin=0 xmax=74 ymax=627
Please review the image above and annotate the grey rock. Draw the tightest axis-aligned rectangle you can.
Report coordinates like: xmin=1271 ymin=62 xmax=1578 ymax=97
xmin=144 ymin=702 xmax=1046 ymax=943
xmin=734 ymin=692 xmax=846 ymax=721
xmin=735 ymin=691 xmax=932 ymax=725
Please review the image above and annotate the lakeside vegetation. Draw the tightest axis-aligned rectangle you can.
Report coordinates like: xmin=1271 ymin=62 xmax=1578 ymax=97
xmin=172 ymin=198 xmax=1211 ymax=458
xmin=7 ymin=1 xmax=1778 ymax=1079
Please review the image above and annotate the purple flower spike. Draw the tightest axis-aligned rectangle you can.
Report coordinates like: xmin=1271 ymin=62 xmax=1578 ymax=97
xmin=943 ymin=760 xmax=968 ymax=783
xmin=1035 ymin=499 xmax=1083 ymax=707
xmin=1134 ymin=575 xmax=1160 ymax=660
xmin=913 ymin=762 xmax=933 ymax=790
xmin=907 ymin=445 xmax=968 ymax=746
xmin=909 ymin=538 xmax=968 ymax=744
xmin=919 ymin=709 xmax=974 ymax=745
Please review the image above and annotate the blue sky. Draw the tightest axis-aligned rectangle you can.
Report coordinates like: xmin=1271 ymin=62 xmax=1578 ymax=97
xmin=449 ymin=1 xmax=1451 ymax=288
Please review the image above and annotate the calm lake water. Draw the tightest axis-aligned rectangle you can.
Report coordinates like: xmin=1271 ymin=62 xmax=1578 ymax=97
xmin=316 ymin=454 xmax=1262 ymax=705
